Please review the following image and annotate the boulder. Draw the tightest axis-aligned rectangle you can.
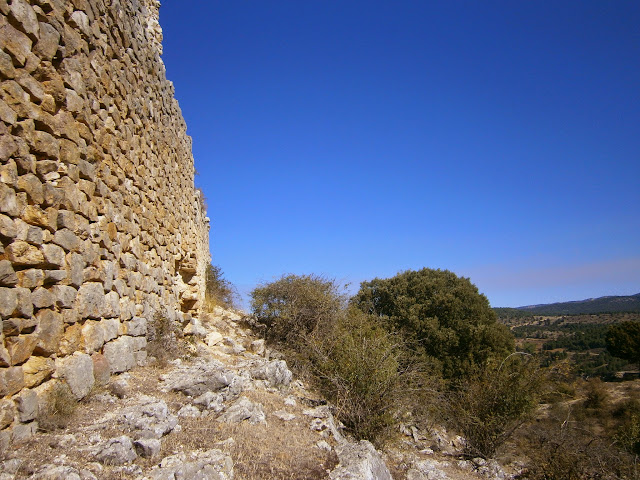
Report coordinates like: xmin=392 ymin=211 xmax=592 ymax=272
xmin=146 ymin=449 xmax=233 ymax=480
xmin=134 ymin=438 xmax=161 ymax=459
xmin=329 ymin=440 xmax=393 ymax=480
xmin=217 ymin=396 xmax=266 ymax=425
xmin=15 ymin=388 xmax=38 ymax=422
xmin=94 ymin=435 xmax=137 ymax=465
xmin=250 ymin=359 xmax=292 ymax=387
xmin=29 ymin=465 xmax=82 ymax=480
xmin=121 ymin=397 xmax=177 ymax=439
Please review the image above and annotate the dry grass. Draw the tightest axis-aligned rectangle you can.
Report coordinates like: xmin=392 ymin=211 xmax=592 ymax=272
xmin=36 ymin=381 xmax=79 ymax=432
xmin=162 ymin=389 xmax=338 ymax=480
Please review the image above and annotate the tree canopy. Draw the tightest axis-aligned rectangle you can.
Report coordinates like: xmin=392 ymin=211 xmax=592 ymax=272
xmin=352 ymin=268 xmax=514 ymax=378
xmin=250 ymin=274 xmax=345 ymax=344
xmin=606 ymin=321 xmax=640 ymax=368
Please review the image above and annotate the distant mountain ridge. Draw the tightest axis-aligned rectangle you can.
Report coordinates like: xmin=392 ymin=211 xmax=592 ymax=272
xmin=496 ymin=293 xmax=640 ymax=316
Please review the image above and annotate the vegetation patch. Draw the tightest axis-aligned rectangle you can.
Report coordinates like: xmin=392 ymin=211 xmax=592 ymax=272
xmin=37 ymin=381 xmax=79 ymax=432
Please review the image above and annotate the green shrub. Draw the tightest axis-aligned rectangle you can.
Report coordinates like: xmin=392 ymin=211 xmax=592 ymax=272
xmin=250 ymin=274 xmax=345 ymax=345
xmin=443 ymin=353 xmax=542 ymax=458
xmin=205 ymin=264 xmax=238 ymax=309
xmin=352 ymin=268 xmax=514 ymax=379
xmin=517 ymin=405 xmax=639 ymax=480
xmin=250 ymin=274 xmax=426 ymax=445
xmin=306 ymin=307 xmax=415 ymax=444
xmin=582 ymin=378 xmax=609 ymax=412
xmin=606 ymin=320 xmax=640 ymax=368
xmin=147 ymin=310 xmax=183 ymax=367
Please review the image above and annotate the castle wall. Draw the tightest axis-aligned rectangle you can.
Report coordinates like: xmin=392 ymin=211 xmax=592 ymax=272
xmin=0 ymin=0 xmax=209 ymax=447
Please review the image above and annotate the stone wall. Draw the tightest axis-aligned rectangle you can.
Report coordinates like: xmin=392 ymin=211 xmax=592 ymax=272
xmin=0 ymin=0 xmax=210 ymax=448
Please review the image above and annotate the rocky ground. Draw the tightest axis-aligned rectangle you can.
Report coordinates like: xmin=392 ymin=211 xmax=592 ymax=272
xmin=0 ymin=307 xmax=516 ymax=479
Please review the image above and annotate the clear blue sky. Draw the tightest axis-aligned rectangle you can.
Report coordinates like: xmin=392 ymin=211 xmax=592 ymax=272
xmin=159 ymin=1 xmax=639 ymax=308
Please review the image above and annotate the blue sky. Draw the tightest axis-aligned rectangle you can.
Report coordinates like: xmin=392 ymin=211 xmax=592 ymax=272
xmin=159 ymin=1 xmax=639 ymax=308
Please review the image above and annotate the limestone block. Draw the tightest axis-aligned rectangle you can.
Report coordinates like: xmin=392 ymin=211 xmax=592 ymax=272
xmin=15 ymin=388 xmax=38 ymax=422
xmin=67 ymin=252 xmax=84 ymax=287
xmin=58 ymin=322 xmax=82 ymax=356
xmin=42 ymin=243 xmax=66 ymax=268
xmin=11 ymin=421 xmax=36 ymax=443
xmin=61 ymin=308 xmax=80 ymax=325
xmin=0 ymin=214 xmax=17 ymax=239
xmin=76 ymin=282 xmax=105 ymax=319
xmin=3 ymin=318 xmax=21 ymax=337
xmin=16 ymin=173 xmax=43 ymax=204
xmin=0 ymin=366 xmax=24 ymax=396
xmin=8 ymin=0 xmax=39 ymax=40
xmin=32 ymin=131 xmax=60 ymax=158
xmin=23 ymin=205 xmax=52 ymax=230
xmin=103 ymin=291 xmax=120 ymax=318
xmin=50 ymin=285 xmax=77 ymax=309
xmin=0 ymin=399 xmax=15 ymax=429
xmin=0 ymin=48 xmax=16 ymax=80
xmin=5 ymin=334 xmax=37 ymax=365
xmin=103 ymin=336 xmax=136 ymax=374
xmin=119 ymin=296 xmax=135 ymax=321
xmin=0 ymin=339 xmax=9 ymax=368
xmin=6 ymin=240 xmax=44 ymax=266
xmin=33 ymin=21 xmax=59 ymax=60
xmin=53 ymin=228 xmax=80 ymax=252
xmin=20 ymin=223 xmax=44 ymax=245
xmin=22 ymin=356 xmax=54 ymax=388
xmin=95 ymin=435 xmax=137 ymax=465
xmin=44 ymin=270 xmax=66 ymax=285
xmin=31 ymin=286 xmax=54 ymax=309
xmin=131 ymin=336 xmax=147 ymax=352
xmin=0 ymin=288 xmax=17 ymax=318
xmin=16 ymin=268 xmax=44 ymax=289
xmin=0 ymin=22 xmax=32 ymax=66
xmin=57 ymin=352 xmax=94 ymax=400
xmin=57 ymin=210 xmax=76 ymax=230
xmin=183 ymin=318 xmax=206 ymax=338
xmin=91 ymin=353 xmax=110 ymax=386
xmin=0 ymin=158 xmax=17 ymax=185
xmin=0 ymin=183 xmax=18 ymax=217
xmin=0 ymin=261 xmax=17 ymax=287
xmin=123 ymin=316 xmax=147 ymax=337
xmin=101 ymin=318 xmax=119 ymax=343
xmin=65 ymin=88 xmax=83 ymax=113
xmin=16 ymin=72 xmax=45 ymax=104
xmin=14 ymin=287 xmax=33 ymax=318
xmin=83 ymin=265 xmax=104 ymax=283
xmin=33 ymin=309 xmax=63 ymax=356
xmin=81 ymin=320 xmax=104 ymax=353
xmin=42 ymin=184 xmax=65 ymax=208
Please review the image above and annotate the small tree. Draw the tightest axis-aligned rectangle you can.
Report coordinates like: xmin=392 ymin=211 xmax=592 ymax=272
xmin=205 ymin=264 xmax=238 ymax=309
xmin=352 ymin=268 xmax=514 ymax=378
xmin=306 ymin=307 xmax=414 ymax=443
xmin=606 ymin=321 xmax=640 ymax=368
xmin=250 ymin=274 xmax=345 ymax=345
xmin=444 ymin=353 xmax=542 ymax=458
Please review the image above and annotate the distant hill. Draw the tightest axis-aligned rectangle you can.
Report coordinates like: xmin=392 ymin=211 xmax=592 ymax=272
xmin=495 ymin=293 xmax=640 ymax=316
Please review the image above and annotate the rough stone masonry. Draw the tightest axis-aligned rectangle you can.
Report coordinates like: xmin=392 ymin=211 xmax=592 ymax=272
xmin=0 ymin=0 xmax=210 ymax=449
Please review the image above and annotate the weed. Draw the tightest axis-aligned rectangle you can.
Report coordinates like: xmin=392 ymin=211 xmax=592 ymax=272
xmin=147 ymin=310 xmax=183 ymax=367
xmin=37 ymin=381 xmax=78 ymax=431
